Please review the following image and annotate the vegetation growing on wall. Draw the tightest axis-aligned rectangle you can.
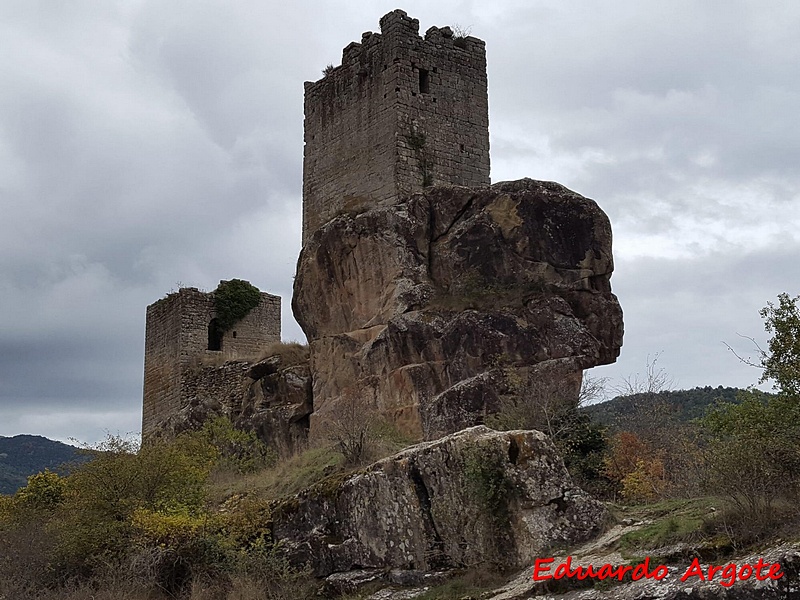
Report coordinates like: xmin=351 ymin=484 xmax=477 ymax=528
xmin=213 ymin=279 xmax=261 ymax=332
xmin=451 ymin=24 xmax=472 ymax=49
xmin=463 ymin=444 xmax=512 ymax=534
xmin=405 ymin=130 xmax=433 ymax=187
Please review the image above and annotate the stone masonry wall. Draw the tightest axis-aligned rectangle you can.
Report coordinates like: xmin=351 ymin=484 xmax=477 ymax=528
xmin=181 ymin=361 xmax=254 ymax=421
xmin=142 ymin=292 xmax=183 ymax=438
xmin=142 ymin=286 xmax=281 ymax=438
xmin=302 ymin=9 xmax=490 ymax=244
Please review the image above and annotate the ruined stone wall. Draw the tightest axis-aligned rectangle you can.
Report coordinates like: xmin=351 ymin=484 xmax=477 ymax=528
xmin=142 ymin=293 xmax=183 ymax=438
xmin=219 ymin=295 xmax=282 ymax=359
xmin=142 ymin=286 xmax=281 ymax=437
xmin=302 ymin=9 xmax=490 ymax=244
xmin=302 ymin=33 xmax=397 ymax=244
xmin=181 ymin=361 xmax=254 ymax=418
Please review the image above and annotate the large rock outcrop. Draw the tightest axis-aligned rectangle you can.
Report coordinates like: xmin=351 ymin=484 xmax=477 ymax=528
xmin=159 ymin=351 xmax=312 ymax=456
xmin=293 ymin=179 xmax=623 ymax=440
xmin=271 ymin=426 xmax=605 ymax=577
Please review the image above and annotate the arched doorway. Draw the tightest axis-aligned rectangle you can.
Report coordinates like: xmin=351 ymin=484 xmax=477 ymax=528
xmin=208 ymin=318 xmax=223 ymax=351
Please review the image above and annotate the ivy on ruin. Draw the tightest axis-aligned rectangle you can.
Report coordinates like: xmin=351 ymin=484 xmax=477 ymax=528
xmin=213 ymin=279 xmax=261 ymax=332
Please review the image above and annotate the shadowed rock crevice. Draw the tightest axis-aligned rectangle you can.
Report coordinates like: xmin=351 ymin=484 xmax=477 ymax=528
xmin=408 ymin=463 xmax=447 ymax=569
xmin=430 ymin=194 xmax=475 ymax=244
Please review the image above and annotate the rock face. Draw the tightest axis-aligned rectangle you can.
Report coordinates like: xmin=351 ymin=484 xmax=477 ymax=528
xmin=159 ymin=353 xmax=312 ymax=456
xmin=271 ymin=426 xmax=605 ymax=577
xmin=293 ymin=179 xmax=623 ymax=440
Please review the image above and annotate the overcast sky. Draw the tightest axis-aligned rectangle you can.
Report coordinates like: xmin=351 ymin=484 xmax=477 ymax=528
xmin=1 ymin=1 xmax=798 ymax=444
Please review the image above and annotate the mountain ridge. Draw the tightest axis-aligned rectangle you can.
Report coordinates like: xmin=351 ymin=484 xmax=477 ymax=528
xmin=0 ymin=434 xmax=85 ymax=495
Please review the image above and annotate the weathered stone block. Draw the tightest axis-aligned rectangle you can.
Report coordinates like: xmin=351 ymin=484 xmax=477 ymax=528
xmin=293 ymin=179 xmax=623 ymax=440
xmin=272 ymin=426 xmax=606 ymax=576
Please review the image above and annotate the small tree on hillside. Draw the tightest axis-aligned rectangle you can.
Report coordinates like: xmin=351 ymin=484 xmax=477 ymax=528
xmin=327 ymin=390 xmax=378 ymax=466
xmin=701 ymin=293 xmax=800 ymax=535
xmin=760 ymin=292 xmax=800 ymax=396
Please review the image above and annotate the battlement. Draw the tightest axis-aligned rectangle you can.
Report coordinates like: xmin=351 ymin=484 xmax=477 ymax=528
xmin=142 ymin=284 xmax=280 ymax=438
xmin=302 ymin=9 xmax=490 ymax=244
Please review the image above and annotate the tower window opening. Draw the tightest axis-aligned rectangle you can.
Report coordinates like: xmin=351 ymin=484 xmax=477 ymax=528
xmin=208 ymin=318 xmax=223 ymax=351
xmin=419 ymin=69 xmax=430 ymax=94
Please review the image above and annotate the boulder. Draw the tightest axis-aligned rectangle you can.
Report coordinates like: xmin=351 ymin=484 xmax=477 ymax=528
xmin=271 ymin=426 xmax=605 ymax=577
xmin=159 ymin=353 xmax=312 ymax=456
xmin=239 ymin=357 xmax=313 ymax=456
xmin=293 ymin=179 xmax=623 ymax=440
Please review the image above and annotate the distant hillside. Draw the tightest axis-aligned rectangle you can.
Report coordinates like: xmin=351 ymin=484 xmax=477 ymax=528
xmin=0 ymin=435 xmax=85 ymax=495
xmin=584 ymin=386 xmax=754 ymax=432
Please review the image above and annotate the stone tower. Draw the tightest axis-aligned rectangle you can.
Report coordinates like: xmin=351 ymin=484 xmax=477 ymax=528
xmin=302 ymin=9 xmax=490 ymax=244
xmin=142 ymin=285 xmax=280 ymax=438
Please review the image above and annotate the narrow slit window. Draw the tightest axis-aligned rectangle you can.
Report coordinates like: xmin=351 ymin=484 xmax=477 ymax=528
xmin=419 ymin=69 xmax=430 ymax=94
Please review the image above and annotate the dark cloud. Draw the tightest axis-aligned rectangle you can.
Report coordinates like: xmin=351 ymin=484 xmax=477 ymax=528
xmin=594 ymin=242 xmax=800 ymax=392
xmin=1 ymin=1 xmax=798 ymax=443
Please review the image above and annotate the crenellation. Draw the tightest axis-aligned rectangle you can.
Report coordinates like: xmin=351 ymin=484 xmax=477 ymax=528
xmin=302 ymin=10 xmax=490 ymax=244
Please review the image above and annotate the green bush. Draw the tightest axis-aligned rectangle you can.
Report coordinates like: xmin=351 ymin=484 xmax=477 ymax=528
xmin=0 ymin=423 xmax=321 ymax=598
xmin=463 ymin=444 xmax=512 ymax=523
xmin=193 ymin=416 xmax=277 ymax=474
xmin=15 ymin=469 xmax=66 ymax=511
xmin=701 ymin=390 xmax=800 ymax=519
xmin=52 ymin=435 xmax=217 ymax=579
xmin=213 ymin=279 xmax=262 ymax=332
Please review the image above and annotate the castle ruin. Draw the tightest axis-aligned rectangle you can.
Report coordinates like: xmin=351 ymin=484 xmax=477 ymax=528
xmin=302 ymin=9 xmax=490 ymax=243
xmin=141 ymin=285 xmax=280 ymax=438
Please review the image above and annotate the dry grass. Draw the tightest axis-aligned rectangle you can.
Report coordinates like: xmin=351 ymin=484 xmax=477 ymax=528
xmin=256 ymin=341 xmax=309 ymax=366
xmin=0 ymin=574 xmax=317 ymax=600
xmin=207 ymin=443 xmax=344 ymax=505
xmin=207 ymin=418 xmax=417 ymax=507
xmin=0 ymin=533 xmax=320 ymax=600
xmin=187 ymin=342 xmax=310 ymax=372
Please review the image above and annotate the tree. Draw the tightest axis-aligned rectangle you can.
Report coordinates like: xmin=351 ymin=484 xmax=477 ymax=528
xmin=485 ymin=363 xmax=613 ymax=496
xmin=327 ymin=389 xmax=378 ymax=466
xmin=602 ymin=431 xmax=666 ymax=503
xmin=725 ymin=292 xmax=800 ymax=396
xmin=760 ymin=292 xmax=800 ymax=396
xmin=701 ymin=294 xmax=800 ymax=532
xmin=614 ymin=352 xmax=673 ymax=399
xmin=15 ymin=470 xmax=66 ymax=511
xmin=701 ymin=390 xmax=800 ymax=519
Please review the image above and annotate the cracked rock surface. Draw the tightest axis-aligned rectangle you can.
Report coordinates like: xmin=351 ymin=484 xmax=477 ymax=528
xmin=293 ymin=179 xmax=624 ymax=440
xmin=271 ymin=426 xmax=605 ymax=577
xmin=160 ymin=354 xmax=312 ymax=456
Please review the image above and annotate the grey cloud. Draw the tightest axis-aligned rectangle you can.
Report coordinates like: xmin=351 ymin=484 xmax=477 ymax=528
xmin=596 ymin=242 xmax=800 ymax=391
xmin=1 ymin=1 xmax=798 ymax=443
